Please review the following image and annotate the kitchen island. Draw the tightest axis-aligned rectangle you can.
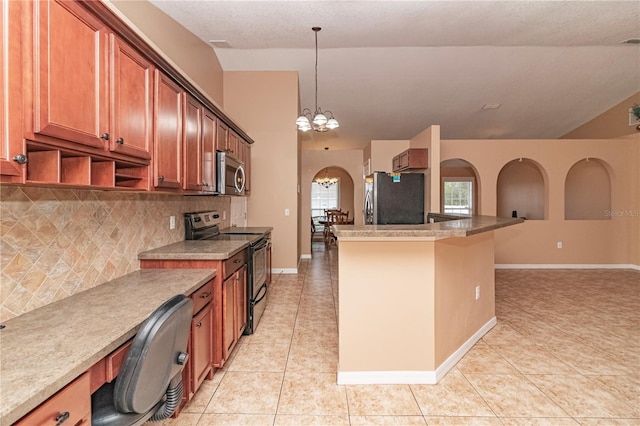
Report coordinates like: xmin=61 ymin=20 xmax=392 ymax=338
xmin=332 ymin=215 xmax=522 ymax=385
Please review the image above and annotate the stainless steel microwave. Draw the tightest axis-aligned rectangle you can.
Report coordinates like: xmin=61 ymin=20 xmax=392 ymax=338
xmin=216 ymin=151 xmax=246 ymax=195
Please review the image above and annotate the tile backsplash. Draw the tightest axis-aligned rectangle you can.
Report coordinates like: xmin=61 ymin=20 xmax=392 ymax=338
xmin=0 ymin=185 xmax=231 ymax=321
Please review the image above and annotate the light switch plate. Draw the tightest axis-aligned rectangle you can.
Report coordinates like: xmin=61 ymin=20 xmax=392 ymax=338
xmin=169 ymin=216 xmax=176 ymax=230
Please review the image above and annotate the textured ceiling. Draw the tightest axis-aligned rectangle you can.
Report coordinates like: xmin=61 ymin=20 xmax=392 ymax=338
xmin=149 ymin=0 xmax=640 ymax=150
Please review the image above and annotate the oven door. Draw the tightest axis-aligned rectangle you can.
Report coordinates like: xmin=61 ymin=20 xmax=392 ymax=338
xmin=252 ymin=239 xmax=268 ymax=291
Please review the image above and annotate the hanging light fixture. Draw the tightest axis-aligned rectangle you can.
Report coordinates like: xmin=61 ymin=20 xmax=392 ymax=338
xmin=296 ymin=27 xmax=339 ymax=132
xmin=314 ymin=168 xmax=339 ymax=188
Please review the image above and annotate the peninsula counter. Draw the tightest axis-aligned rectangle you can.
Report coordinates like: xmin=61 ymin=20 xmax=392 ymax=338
xmin=332 ymin=216 xmax=522 ymax=385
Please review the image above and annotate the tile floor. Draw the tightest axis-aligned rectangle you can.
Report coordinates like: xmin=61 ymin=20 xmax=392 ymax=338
xmin=160 ymin=243 xmax=639 ymax=425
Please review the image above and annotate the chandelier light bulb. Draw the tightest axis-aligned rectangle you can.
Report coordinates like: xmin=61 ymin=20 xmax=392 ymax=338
xmin=313 ymin=113 xmax=328 ymax=126
xmin=296 ymin=115 xmax=310 ymax=127
xmin=326 ymin=118 xmax=339 ymax=129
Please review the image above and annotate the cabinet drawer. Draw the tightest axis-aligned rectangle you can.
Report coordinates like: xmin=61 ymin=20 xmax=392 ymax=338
xmin=15 ymin=372 xmax=90 ymax=426
xmin=191 ymin=280 xmax=213 ymax=314
xmin=224 ymin=250 xmax=246 ymax=279
xmin=106 ymin=340 xmax=132 ymax=382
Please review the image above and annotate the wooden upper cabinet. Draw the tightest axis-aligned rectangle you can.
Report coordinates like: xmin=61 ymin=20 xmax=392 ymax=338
xmin=201 ymin=109 xmax=217 ymax=193
xmin=182 ymin=95 xmax=202 ymax=191
xmin=109 ymin=34 xmax=153 ymax=160
xmin=215 ymin=121 xmax=228 ymax=153
xmin=392 ymin=148 xmax=428 ymax=172
xmin=0 ymin=0 xmax=24 ymax=179
xmin=32 ymin=0 xmax=108 ymax=150
xmin=228 ymin=130 xmax=239 ymax=158
xmin=153 ymin=71 xmax=183 ymax=189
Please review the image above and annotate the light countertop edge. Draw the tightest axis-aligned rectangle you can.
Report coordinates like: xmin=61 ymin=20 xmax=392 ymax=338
xmin=0 ymin=268 xmax=216 ymax=425
xmin=332 ymin=216 xmax=524 ymax=239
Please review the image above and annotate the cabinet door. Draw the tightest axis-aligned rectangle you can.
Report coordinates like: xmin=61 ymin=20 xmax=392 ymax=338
xmin=228 ymin=129 xmax=239 ymax=158
xmin=201 ymin=109 xmax=217 ymax=192
xmin=32 ymin=0 xmax=108 ymax=149
xmin=222 ymin=275 xmax=235 ymax=360
xmin=215 ymin=121 xmax=228 ymax=153
xmin=191 ymin=304 xmax=213 ymax=392
xmin=0 ymin=0 xmax=23 ymax=179
xmin=182 ymin=95 xmax=202 ymax=191
xmin=153 ymin=70 xmax=183 ymax=189
xmin=235 ymin=265 xmax=247 ymax=337
xmin=109 ymin=34 xmax=152 ymax=160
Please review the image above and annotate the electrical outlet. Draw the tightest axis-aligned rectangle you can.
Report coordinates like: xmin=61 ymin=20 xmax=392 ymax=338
xmin=475 ymin=285 xmax=480 ymax=300
xmin=557 ymin=241 xmax=563 ymax=249
xmin=169 ymin=215 xmax=176 ymax=230
xmin=285 ymin=208 xmax=290 ymax=216
xmin=223 ymin=211 xmax=227 ymax=220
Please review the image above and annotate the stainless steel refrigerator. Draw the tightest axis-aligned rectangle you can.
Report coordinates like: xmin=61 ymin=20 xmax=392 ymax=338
xmin=364 ymin=172 xmax=425 ymax=224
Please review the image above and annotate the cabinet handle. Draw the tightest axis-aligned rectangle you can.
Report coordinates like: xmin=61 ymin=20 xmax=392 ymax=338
xmin=200 ymin=291 xmax=211 ymax=299
xmin=100 ymin=133 xmax=110 ymax=141
xmin=196 ymin=321 xmax=202 ymax=328
xmin=12 ymin=154 xmax=27 ymax=164
xmin=55 ymin=412 xmax=70 ymax=426
xmin=233 ymin=259 xmax=241 ymax=263
xmin=116 ymin=137 xmax=124 ymax=145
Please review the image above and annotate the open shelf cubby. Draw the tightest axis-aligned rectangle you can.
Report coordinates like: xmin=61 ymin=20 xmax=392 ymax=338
xmin=25 ymin=143 xmax=149 ymax=190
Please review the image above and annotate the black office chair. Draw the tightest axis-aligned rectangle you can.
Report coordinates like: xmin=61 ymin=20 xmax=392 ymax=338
xmin=92 ymin=294 xmax=193 ymax=426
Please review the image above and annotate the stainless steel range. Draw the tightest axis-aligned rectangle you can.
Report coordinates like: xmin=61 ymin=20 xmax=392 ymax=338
xmin=184 ymin=211 xmax=270 ymax=334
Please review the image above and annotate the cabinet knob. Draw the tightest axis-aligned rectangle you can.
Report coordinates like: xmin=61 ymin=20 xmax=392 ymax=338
xmin=100 ymin=133 xmax=110 ymax=141
xmin=116 ymin=137 xmax=124 ymax=145
xmin=158 ymin=175 xmax=165 ymax=181
xmin=12 ymin=154 xmax=27 ymax=165
xmin=196 ymin=321 xmax=202 ymax=328
xmin=55 ymin=412 xmax=70 ymax=426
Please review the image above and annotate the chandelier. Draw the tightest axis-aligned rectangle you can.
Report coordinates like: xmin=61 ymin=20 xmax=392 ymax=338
xmin=314 ymin=168 xmax=338 ymax=188
xmin=296 ymin=27 xmax=339 ymax=132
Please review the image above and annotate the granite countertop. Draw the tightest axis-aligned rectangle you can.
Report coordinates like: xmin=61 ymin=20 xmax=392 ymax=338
xmin=0 ymin=269 xmax=216 ymax=425
xmin=138 ymin=239 xmax=252 ymax=260
xmin=220 ymin=226 xmax=273 ymax=235
xmin=332 ymin=215 xmax=523 ymax=240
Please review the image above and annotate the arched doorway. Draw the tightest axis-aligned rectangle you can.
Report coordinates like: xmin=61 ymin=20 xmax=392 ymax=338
xmin=310 ymin=166 xmax=354 ymax=244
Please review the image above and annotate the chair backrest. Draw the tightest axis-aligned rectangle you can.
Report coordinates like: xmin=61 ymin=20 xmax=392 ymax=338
xmin=114 ymin=295 xmax=193 ymax=414
xmin=334 ymin=211 xmax=350 ymax=224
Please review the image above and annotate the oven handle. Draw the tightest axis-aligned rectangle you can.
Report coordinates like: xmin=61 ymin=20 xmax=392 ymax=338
xmin=252 ymin=238 xmax=268 ymax=251
xmin=251 ymin=283 xmax=268 ymax=306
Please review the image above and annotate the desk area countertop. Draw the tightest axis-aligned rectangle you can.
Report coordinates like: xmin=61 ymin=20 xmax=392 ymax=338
xmin=0 ymin=268 xmax=216 ymax=425
xmin=332 ymin=215 xmax=523 ymax=240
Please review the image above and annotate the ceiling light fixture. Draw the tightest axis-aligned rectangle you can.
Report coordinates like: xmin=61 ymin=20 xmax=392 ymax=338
xmin=296 ymin=27 xmax=339 ymax=132
xmin=314 ymin=168 xmax=339 ymax=188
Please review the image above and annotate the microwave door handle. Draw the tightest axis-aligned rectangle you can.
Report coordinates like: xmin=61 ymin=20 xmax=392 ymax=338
xmin=235 ymin=165 xmax=246 ymax=193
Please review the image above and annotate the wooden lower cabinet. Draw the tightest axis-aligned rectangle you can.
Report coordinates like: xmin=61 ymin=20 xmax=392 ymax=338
xmin=223 ymin=265 xmax=247 ymax=359
xmin=140 ymin=250 xmax=247 ymax=371
xmin=14 ymin=372 xmax=91 ymax=426
xmin=190 ymin=297 xmax=214 ymax=393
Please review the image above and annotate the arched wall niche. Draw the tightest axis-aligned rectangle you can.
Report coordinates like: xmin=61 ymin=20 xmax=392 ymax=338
xmin=565 ymin=158 xmax=612 ymax=220
xmin=440 ymin=158 xmax=481 ymax=215
xmin=497 ymin=158 xmax=548 ymax=220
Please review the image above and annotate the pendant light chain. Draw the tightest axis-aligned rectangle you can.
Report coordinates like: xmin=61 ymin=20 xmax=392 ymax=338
xmin=295 ymin=27 xmax=340 ymax=132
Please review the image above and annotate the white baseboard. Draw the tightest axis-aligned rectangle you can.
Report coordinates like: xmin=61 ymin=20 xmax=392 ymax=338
xmin=271 ymin=268 xmax=298 ymax=274
xmin=300 ymin=254 xmax=312 ymax=259
xmin=433 ymin=317 xmax=497 ymax=382
xmin=496 ymin=264 xmax=640 ymax=270
xmin=337 ymin=317 xmax=496 ymax=385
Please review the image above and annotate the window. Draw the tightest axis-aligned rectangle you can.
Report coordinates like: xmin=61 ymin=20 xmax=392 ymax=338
xmin=311 ymin=182 xmax=339 ymax=219
xmin=443 ymin=179 xmax=473 ymax=214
